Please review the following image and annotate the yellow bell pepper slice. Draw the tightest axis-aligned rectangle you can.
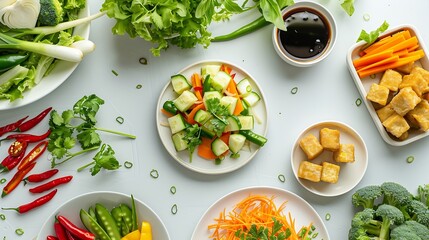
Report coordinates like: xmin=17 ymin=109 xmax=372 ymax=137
xmin=140 ymin=221 xmax=152 ymax=240
xmin=121 ymin=229 xmax=141 ymax=240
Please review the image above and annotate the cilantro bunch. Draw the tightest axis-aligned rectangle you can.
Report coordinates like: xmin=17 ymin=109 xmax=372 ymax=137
xmin=48 ymin=94 xmax=136 ymax=175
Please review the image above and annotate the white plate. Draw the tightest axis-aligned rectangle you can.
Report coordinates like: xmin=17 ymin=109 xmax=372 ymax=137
xmin=37 ymin=191 xmax=170 ymax=240
xmin=346 ymin=24 xmax=429 ymax=146
xmin=191 ymin=186 xmax=330 ymax=239
xmin=156 ymin=60 xmax=268 ymax=174
xmin=291 ymin=121 xmax=368 ymax=197
xmin=0 ymin=5 xmax=91 ymax=111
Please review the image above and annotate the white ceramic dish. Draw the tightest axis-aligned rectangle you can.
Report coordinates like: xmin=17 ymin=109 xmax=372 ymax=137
xmin=37 ymin=191 xmax=170 ymax=240
xmin=0 ymin=5 xmax=91 ymax=111
xmin=156 ymin=60 xmax=268 ymax=175
xmin=291 ymin=121 xmax=368 ymax=197
xmin=346 ymin=24 xmax=429 ymax=146
xmin=191 ymin=186 xmax=330 ymax=239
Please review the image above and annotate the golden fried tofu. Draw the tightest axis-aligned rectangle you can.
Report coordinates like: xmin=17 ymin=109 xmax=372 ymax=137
xmin=395 ymin=62 xmax=415 ymax=74
xmin=333 ymin=144 xmax=355 ymax=163
xmin=382 ymin=113 xmax=410 ymax=138
xmin=379 ymin=69 xmax=403 ymax=91
xmin=366 ymin=83 xmax=390 ymax=106
xmin=376 ymin=104 xmax=395 ymax=123
xmin=389 ymin=87 xmax=421 ymax=116
xmin=299 ymin=134 xmax=324 ymax=160
xmin=406 ymin=100 xmax=429 ymax=129
xmin=319 ymin=128 xmax=340 ymax=151
xmin=298 ymin=161 xmax=322 ymax=182
xmin=321 ymin=162 xmax=340 ymax=184
xmin=411 ymin=66 xmax=429 ymax=83
xmin=399 ymin=73 xmax=428 ymax=96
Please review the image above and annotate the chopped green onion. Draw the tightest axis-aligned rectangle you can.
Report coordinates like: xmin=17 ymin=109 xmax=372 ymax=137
xmin=355 ymin=98 xmax=362 ymax=106
xmin=124 ymin=161 xmax=133 ymax=168
xmin=139 ymin=57 xmax=148 ymax=65
xmin=112 ymin=70 xmax=118 ymax=76
xmin=15 ymin=228 xmax=24 ymax=235
xmin=363 ymin=13 xmax=370 ymax=21
xmin=150 ymin=169 xmax=159 ymax=178
xmin=325 ymin=213 xmax=331 ymax=221
xmin=0 ymin=178 xmax=6 ymax=184
xmin=136 ymin=84 xmax=142 ymax=89
xmin=170 ymin=186 xmax=177 ymax=194
xmin=0 ymin=214 xmax=5 ymax=220
xmin=291 ymin=87 xmax=298 ymax=94
xmin=406 ymin=156 xmax=415 ymax=163
xmin=278 ymin=174 xmax=285 ymax=183
xmin=171 ymin=204 xmax=178 ymax=214
xmin=116 ymin=116 xmax=124 ymax=124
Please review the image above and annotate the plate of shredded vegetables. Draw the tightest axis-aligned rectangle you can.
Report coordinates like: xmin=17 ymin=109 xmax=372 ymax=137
xmin=191 ymin=186 xmax=330 ymax=239
xmin=0 ymin=2 xmax=92 ymax=110
xmin=156 ymin=60 xmax=268 ymax=174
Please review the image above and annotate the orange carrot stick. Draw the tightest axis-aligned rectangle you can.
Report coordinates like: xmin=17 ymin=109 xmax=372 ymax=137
xmin=357 ymin=55 xmax=399 ymax=72
xmin=358 ymin=54 xmax=424 ymax=78
xmin=364 ymin=34 xmax=406 ymax=56
xmin=353 ymin=49 xmax=393 ymax=68
xmin=391 ymin=36 xmax=418 ymax=52
xmin=226 ymin=79 xmax=245 ymax=115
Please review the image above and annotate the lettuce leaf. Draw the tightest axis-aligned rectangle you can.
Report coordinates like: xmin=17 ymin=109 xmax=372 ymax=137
xmin=357 ymin=21 xmax=389 ymax=45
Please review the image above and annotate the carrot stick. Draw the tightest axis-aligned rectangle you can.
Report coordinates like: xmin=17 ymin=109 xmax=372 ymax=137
xmin=361 ymin=30 xmax=410 ymax=56
xmin=191 ymin=73 xmax=203 ymax=101
xmin=358 ymin=54 xmax=424 ymax=78
xmin=220 ymin=64 xmax=232 ymax=74
xmin=357 ymin=55 xmax=399 ymax=72
xmin=393 ymin=49 xmax=409 ymax=57
xmin=391 ymin=36 xmax=418 ymax=52
xmin=408 ymin=44 xmax=420 ymax=52
xmin=186 ymin=103 xmax=205 ymax=125
xmin=226 ymin=79 xmax=245 ymax=116
xmin=353 ymin=49 xmax=393 ymax=68
xmin=160 ymin=108 xmax=174 ymax=118
xmin=364 ymin=34 xmax=406 ymax=56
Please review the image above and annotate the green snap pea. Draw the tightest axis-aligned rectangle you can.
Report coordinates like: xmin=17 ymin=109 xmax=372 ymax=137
xmin=88 ymin=206 xmax=97 ymax=220
xmin=79 ymin=209 xmax=111 ymax=240
xmin=0 ymin=54 xmax=28 ymax=72
xmin=95 ymin=203 xmax=122 ymax=240
xmin=111 ymin=206 xmax=126 ymax=236
xmin=120 ymin=204 xmax=134 ymax=233
xmin=163 ymin=100 xmax=178 ymax=115
xmin=130 ymin=195 xmax=138 ymax=231
xmin=239 ymin=130 xmax=268 ymax=146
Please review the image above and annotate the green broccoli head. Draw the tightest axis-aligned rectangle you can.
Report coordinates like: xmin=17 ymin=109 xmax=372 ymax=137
xmin=381 ymin=182 xmax=413 ymax=208
xmin=390 ymin=220 xmax=429 ymax=240
xmin=38 ymin=0 xmax=64 ymax=26
xmin=352 ymin=185 xmax=383 ymax=209
xmin=375 ymin=204 xmax=405 ymax=240
xmin=63 ymin=0 xmax=86 ymax=10
xmin=416 ymin=184 xmax=429 ymax=207
xmin=349 ymin=208 xmax=381 ymax=240
xmin=408 ymin=200 xmax=429 ymax=227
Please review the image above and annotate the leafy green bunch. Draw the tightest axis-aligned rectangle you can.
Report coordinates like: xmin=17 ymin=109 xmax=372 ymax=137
xmin=349 ymin=182 xmax=429 ymax=240
xmin=48 ymin=94 xmax=136 ymax=175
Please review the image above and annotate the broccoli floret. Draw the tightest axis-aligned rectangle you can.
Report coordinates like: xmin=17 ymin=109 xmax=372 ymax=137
xmin=416 ymin=184 xmax=429 ymax=207
xmin=38 ymin=0 xmax=64 ymax=26
xmin=352 ymin=185 xmax=383 ymax=209
xmin=381 ymin=182 xmax=413 ymax=207
xmin=408 ymin=200 xmax=429 ymax=227
xmin=390 ymin=221 xmax=429 ymax=240
xmin=63 ymin=0 xmax=85 ymax=10
xmin=375 ymin=204 xmax=405 ymax=240
xmin=349 ymin=208 xmax=381 ymax=240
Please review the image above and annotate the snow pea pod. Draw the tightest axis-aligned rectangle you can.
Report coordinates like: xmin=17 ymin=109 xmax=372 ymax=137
xmin=95 ymin=203 xmax=122 ymax=240
xmin=0 ymin=53 xmax=28 ymax=72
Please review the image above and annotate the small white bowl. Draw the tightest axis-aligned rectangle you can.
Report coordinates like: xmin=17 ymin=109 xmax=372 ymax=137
xmin=37 ymin=191 xmax=170 ymax=240
xmin=291 ymin=121 xmax=368 ymax=197
xmin=272 ymin=1 xmax=337 ymax=67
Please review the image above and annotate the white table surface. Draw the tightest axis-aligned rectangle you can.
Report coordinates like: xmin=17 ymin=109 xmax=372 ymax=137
xmin=1 ymin=0 xmax=429 ymax=239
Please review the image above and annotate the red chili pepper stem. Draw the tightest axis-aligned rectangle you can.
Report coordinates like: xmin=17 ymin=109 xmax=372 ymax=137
xmin=2 ymin=189 xmax=57 ymax=213
xmin=16 ymin=107 xmax=52 ymax=132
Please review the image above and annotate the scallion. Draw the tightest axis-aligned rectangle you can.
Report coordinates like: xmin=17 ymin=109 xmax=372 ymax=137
xmin=278 ymin=174 xmax=285 ymax=183
xmin=291 ymin=87 xmax=298 ymax=94
xmin=15 ymin=228 xmax=24 ymax=235
xmin=150 ymin=169 xmax=159 ymax=178
xmin=170 ymin=186 xmax=177 ymax=194
xmin=355 ymin=98 xmax=362 ymax=106
xmin=406 ymin=156 xmax=414 ymax=163
xmin=139 ymin=57 xmax=148 ymax=65
xmin=171 ymin=204 xmax=178 ymax=214
xmin=0 ymin=178 xmax=6 ymax=184
xmin=124 ymin=161 xmax=133 ymax=168
xmin=116 ymin=116 xmax=124 ymax=124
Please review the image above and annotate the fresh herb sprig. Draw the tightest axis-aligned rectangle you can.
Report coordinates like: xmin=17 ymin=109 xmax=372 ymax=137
xmin=206 ymin=98 xmax=230 ymax=137
xmin=183 ymin=124 xmax=202 ymax=162
xmin=48 ymin=94 xmax=136 ymax=175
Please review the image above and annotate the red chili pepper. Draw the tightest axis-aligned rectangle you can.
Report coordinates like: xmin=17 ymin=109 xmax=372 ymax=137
xmin=1 ymin=189 xmax=57 ymax=213
xmin=47 ymin=236 xmax=59 ymax=240
xmin=8 ymin=140 xmax=28 ymax=157
xmin=0 ymin=155 xmax=15 ymax=172
xmin=57 ymin=215 xmax=95 ymax=240
xmin=16 ymin=107 xmax=52 ymax=132
xmin=0 ymin=151 xmax=25 ymax=173
xmin=23 ymin=169 xmax=59 ymax=185
xmin=0 ymin=116 xmax=28 ymax=137
xmin=17 ymin=140 xmax=48 ymax=171
xmin=1 ymin=162 xmax=36 ymax=198
xmin=2 ymin=129 xmax=51 ymax=144
xmin=54 ymin=220 xmax=68 ymax=240
xmin=65 ymin=230 xmax=77 ymax=240
xmin=29 ymin=175 xmax=73 ymax=193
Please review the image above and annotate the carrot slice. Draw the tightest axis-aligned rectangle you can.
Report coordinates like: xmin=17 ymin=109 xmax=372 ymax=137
xmin=226 ymin=79 xmax=245 ymax=115
xmin=191 ymin=73 xmax=203 ymax=101
xmin=186 ymin=103 xmax=205 ymax=125
xmin=220 ymin=64 xmax=232 ymax=74
xmin=198 ymin=133 xmax=230 ymax=160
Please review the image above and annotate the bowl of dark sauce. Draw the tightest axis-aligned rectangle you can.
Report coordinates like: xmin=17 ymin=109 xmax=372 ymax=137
xmin=273 ymin=1 xmax=337 ymax=67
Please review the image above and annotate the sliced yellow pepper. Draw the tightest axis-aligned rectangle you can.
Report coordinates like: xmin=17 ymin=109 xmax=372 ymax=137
xmin=121 ymin=229 xmax=141 ymax=240
xmin=140 ymin=221 xmax=152 ymax=240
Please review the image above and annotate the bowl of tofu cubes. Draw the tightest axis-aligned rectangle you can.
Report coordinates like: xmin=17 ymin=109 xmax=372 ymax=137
xmin=347 ymin=25 xmax=429 ymax=146
xmin=291 ymin=121 xmax=368 ymax=197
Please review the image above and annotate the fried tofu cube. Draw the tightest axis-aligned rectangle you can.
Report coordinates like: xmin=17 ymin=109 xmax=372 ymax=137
xmin=382 ymin=113 xmax=410 ymax=138
xmin=319 ymin=128 xmax=340 ymax=151
xmin=333 ymin=144 xmax=355 ymax=163
xmin=389 ymin=87 xmax=421 ymax=116
xmin=411 ymin=66 xmax=429 ymax=83
xmin=299 ymin=134 xmax=324 ymax=160
xmin=395 ymin=62 xmax=415 ymax=74
xmin=399 ymin=73 xmax=428 ymax=96
xmin=406 ymin=100 xmax=429 ymax=129
xmin=298 ymin=161 xmax=322 ymax=182
xmin=376 ymin=104 xmax=395 ymax=122
xmin=380 ymin=69 xmax=403 ymax=91
xmin=366 ymin=83 xmax=390 ymax=106
xmin=321 ymin=162 xmax=340 ymax=183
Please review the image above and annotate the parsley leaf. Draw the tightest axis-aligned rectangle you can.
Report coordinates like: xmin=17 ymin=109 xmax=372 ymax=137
xmin=206 ymin=98 xmax=230 ymax=137
xmin=77 ymin=144 xmax=121 ymax=176
xmin=357 ymin=21 xmax=389 ymax=46
xmin=183 ymin=124 xmax=202 ymax=162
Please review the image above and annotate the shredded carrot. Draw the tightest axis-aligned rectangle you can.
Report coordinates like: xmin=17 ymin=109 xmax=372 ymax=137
xmin=207 ymin=195 xmax=314 ymax=240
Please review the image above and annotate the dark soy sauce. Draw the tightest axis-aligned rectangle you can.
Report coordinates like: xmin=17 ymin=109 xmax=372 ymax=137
xmin=278 ymin=8 xmax=330 ymax=59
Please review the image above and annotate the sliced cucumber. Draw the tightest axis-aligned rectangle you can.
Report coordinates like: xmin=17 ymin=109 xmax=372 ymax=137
xmin=220 ymin=96 xmax=238 ymax=115
xmin=201 ymin=126 xmax=215 ymax=139
xmin=229 ymin=134 xmax=246 ymax=154
xmin=242 ymin=91 xmax=261 ymax=107
xmin=194 ymin=109 xmax=211 ymax=125
xmin=201 ymin=64 xmax=221 ymax=78
xmin=240 ymin=100 xmax=250 ymax=115
xmin=237 ymin=115 xmax=254 ymax=130
xmin=203 ymin=91 xmax=222 ymax=109
xmin=224 ymin=116 xmax=241 ymax=132
xmin=171 ymin=131 xmax=188 ymax=151
xmin=236 ymin=78 xmax=252 ymax=97
xmin=173 ymin=90 xmax=198 ymax=112
xmin=211 ymin=138 xmax=229 ymax=156
xmin=212 ymin=71 xmax=231 ymax=92
xmin=168 ymin=114 xmax=187 ymax=134
xmin=171 ymin=74 xmax=191 ymax=94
